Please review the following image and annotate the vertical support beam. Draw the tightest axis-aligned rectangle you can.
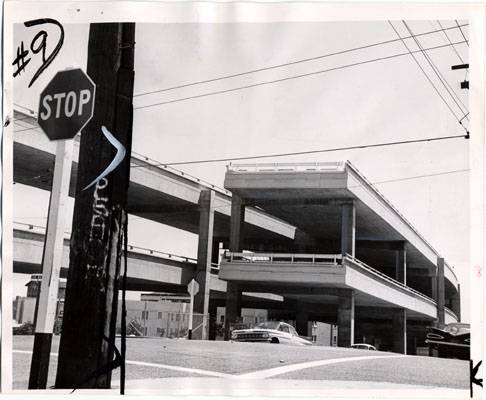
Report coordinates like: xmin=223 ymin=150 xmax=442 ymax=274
xmin=295 ymin=301 xmax=309 ymax=337
xmin=224 ymin=195 xmax=244 ymax=340
xmin=341 ymin=202 xmax=355 ymax=257
xmin=392 ymin=309 xmax=407 ymax=354
xmin=451 ymin=284 xmax=461 ymax=321
xmin=395 ymin=243 xmax=406 ymax=284
xmin=337 ymin=289 xmax=354 ymax=347
xmin=430 ymin=272 xmax=437 ymax=300
xmin=208 ymin=301 xmax=218 ymax=341
xmin=193 ymin=190 xmax=215 ymax=340
xmin=29 ymin=141 xmax=73 ymax=389
xmin=56 ymin=23 xmax=135 ymax=389
xmin=436 ymin=257 xmax=445 ymax=328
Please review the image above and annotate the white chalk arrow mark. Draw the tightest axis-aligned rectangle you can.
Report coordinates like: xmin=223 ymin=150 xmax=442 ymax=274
xmin=82 ymin=125 xmax=126 ymax=191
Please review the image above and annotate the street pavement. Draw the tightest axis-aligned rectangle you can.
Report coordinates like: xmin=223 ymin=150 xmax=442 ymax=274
xmin=12 ymin=335 xmax=469 ymax=395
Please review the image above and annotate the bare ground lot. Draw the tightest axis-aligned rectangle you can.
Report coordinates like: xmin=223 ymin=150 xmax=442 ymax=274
xmin=12 ymin=335 xmax=469 ymax=391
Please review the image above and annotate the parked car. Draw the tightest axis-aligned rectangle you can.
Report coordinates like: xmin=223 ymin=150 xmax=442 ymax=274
xmin=351 ymin=343 xmax=377 ymax=351
xmin=425 ymin=323 xmax=470 ymax=360
xmin=231 ymin=321 xmax=313 ymax=346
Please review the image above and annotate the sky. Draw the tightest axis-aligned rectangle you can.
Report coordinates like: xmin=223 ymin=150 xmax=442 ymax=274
xmin=12 ymin=20 xmax=470 ymax=320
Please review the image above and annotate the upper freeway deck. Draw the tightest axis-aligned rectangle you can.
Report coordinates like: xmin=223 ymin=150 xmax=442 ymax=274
xmin=12 ymin=111 xmax=295 ymax=242
xmin=225 ymin=162 xmax=458 ymax=290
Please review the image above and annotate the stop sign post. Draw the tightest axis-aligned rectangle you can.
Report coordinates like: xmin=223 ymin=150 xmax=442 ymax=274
xmin=29 ymin=68 xmax=96 ymax=389
xmin=38 ymin=68 xmax=95 ymax=141
xmin=187 ymin=279 xmax=200 ymax=340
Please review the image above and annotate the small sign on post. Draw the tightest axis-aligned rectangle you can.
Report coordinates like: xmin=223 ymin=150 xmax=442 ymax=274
xmin=187 ymin=279 xmax=200 ymax=340
xmin=29 ymin=68 xmax=95 ymax=389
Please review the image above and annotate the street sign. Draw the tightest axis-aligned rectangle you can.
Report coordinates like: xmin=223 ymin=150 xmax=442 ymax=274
xmin=37 ymin=68 xmax=95 ymax=141
xmin=187 ymin=279 xmax=199 ymax=296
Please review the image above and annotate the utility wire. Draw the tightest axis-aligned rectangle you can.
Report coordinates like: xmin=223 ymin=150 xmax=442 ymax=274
xmin=134 ymin=23 xmax=469 ymax=98
xmin=388 ymin=22 xmax=466 ymax=131
xmin=402 ymin=21 xmax=469 ymax=120
xmin=131 ymin=134 xmax=466 ymax=167
xmin=455 ymin=20 xmax=469 ymax=47
xmin=437 ymin=20 xmax=464 ymax=63
xmin=134 ymin=40 xmax=466 ymax=111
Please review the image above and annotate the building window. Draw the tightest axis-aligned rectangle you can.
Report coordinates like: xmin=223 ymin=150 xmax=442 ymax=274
xmin=158 ymin=312 xmax=162 ymax=319
xmin=176 ymin=314 xmax=180 ymax=322
xmin=171 ymin=313 xmax=174 ymax=321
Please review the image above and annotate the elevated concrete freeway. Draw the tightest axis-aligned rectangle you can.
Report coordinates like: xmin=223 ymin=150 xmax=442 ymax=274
xmin=221 ymin=162 xmax=462 ymax=352
xmin=224 ymin=162 xmax=458 ymax=290
xmin=13 ymin=223 xmax=284 ymax=308
xmin=220 ymin=251 xmax=458 ymax=324
xmin=12 ymin=111 xmax=295 ymax=243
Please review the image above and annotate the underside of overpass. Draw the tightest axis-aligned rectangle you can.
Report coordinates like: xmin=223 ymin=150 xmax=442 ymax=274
xmin=219 ymin=162 xmax=461 ymax=353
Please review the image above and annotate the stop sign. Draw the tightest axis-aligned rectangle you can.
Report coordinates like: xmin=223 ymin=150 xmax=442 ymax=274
xmin=37 ymin=68 xmax=95 ymax=141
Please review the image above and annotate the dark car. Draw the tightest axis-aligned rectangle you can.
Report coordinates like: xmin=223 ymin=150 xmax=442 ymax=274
xmin=425 ymin=323 xmax=470 ymax=360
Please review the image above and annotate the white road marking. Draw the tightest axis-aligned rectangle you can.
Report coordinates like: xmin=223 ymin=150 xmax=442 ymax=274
xmin=236 ymin=355 xmax=406 ymax=379
xmin=13 ymin=349 xmax=232 ymax=379
xmin=14 ymin=350 xmax=403 ymax=380
xmin=124 ymin=360 xmax=233 ymax=378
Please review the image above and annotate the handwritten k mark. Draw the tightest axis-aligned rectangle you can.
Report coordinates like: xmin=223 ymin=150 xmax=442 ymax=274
xmin=83 ymin=126 xmax=126 ymax=191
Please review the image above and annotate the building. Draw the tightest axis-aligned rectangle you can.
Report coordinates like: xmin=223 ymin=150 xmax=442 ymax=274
xmin=219 ymin=162 xmax=461 ymax=353
xmin=13 ymin=275 xmax=66 ymax=327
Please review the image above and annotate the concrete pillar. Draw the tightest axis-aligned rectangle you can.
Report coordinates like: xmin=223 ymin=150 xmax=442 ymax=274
xmin=337 ymin=289 xmax=355 ymax=347
xmin=430 ymin=273 xmax=437 ymax=300
xmin=395 ymin=245 xmax=406 ymax=284
xmin=295 ymin=302 xmax=309 ymax=336
xmin=341 ymin=202 xmax=355 ymax=258
xmin=193 ymin=190 xmax=215 ymax=340
xmin=436 ymin=257 xmax=445 ymax=328
xmin=224 ymin=195 xmax=245 ymax=340
xmin=208 ymin=301 xmax=218 ymax=340
xmin=451 ymin=284 xmax=461 ymax=321
xmin=229 ymin=195 xmax=245 ymax=252
xmin=392 ymin=309 xmax=407 ymax=354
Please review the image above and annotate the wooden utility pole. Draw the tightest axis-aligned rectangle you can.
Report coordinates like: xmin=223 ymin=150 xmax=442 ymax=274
xmin=55 ymin=23 xmax=135 ymax=389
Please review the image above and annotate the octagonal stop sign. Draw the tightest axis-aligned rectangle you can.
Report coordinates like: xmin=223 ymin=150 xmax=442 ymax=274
xmin=38 ymin=68 xmax=96 ymax=141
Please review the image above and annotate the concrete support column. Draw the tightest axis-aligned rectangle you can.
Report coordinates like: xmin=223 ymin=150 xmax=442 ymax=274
xmin=430 ymin=273 xmax=437 ymax=300
xmin=224 ymin=195 xmax=245 ymax=340
xmin=451 ymin=284 xmax=461 ymax=321
xmin=337 ymin=289 xmax=355 ymax=347
xmin=193 ymin=190 xmax=215 ymax=340
xmin=395 ymin=244 xmax=406 ymax=284
xmin=392 ymin=309 xmax=407 ymax=354
xmin=436 ymin=257 xmax=445 ymax=328
xmin=224 ymin=283 xmax=241 ymax=340
xmin=296 ymin=301 xmax=309 ymax=337
xmin=208 ymin=301 xmax=218 ymax=341
xmin=341 ymin=202 xmax=356 ymax=258
xmin=229 ymin=195 xmax=245 ymax=252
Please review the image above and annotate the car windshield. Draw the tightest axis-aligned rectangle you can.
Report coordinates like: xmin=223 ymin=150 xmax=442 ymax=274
xmin=255 ymin=321 xmax=280 ymax=330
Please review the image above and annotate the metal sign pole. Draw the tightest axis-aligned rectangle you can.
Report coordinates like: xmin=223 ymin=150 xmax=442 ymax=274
xmin=188 ymin=293 xmax=194 ymax=340
xmin=29 ymin=139 xmax=74 ymax=389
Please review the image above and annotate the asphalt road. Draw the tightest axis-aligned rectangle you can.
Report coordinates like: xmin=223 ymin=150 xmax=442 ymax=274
xmin=12 ymin=335 xmax=469 ymax=393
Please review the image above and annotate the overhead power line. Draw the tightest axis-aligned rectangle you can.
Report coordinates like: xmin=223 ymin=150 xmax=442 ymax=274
xmin=436 ymin=20 xmax=464 ymax=64
xmin=131 ymin=134 xmax=467 ymax=167
xmin=402 ymin=21 xmax=469 ymax=120
xmin=455 ymin=20 xmax=469 ymax=47
xmin=134 ymin=40 xmax=467 ymax=111
xmin=388 ymin=22 xmax=467 ymax=133
xmin=134 ymin=23 xmax=469 ymax=98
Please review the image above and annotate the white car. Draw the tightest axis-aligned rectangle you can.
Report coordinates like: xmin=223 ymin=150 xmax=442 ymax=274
xmin=231 ymin=321 xmax=313 ymax=346
xmin=351 ymin=343 xmax=377 ymax=351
